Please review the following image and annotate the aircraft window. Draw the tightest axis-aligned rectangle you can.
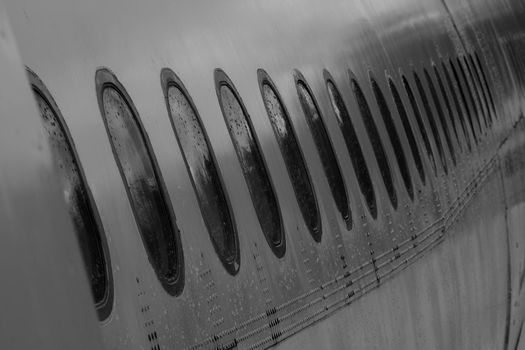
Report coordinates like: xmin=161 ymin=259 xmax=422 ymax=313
xmin=423 ymin=69 xmax=456 ymax=166
xmin=474 ymin=52 xmax=497 ymax=120
xmin=294 ymin=71 xmax=351 ymax=229
xmin=215 ymin=69 xmax=285 ymax=253
xmin=413 ymin=72 xmax=448 ymax=174
xmin=441 ymin=62 xmax=473 ymax=152
xmin=351 ymin=77 xmax=397 ymax=209
xmin=388 ymin=78 xmax=425 ymax=185
xmin=161 ymin=70 xmax=242 ymax=268
xmin=29 ymin=69 xmax=112 ymax=320
xmin=257 ymin=69 xmax=322 ymax=239
xmin=402 ymin=75 xmax=438 ymax=174
xmin=467 ymin=55 xmax=493 ymax=125
xmin=449 ymin=60 xmax=479 ymax=144
xmin=324 ymin=72 xmax=377 ymax=219
xmin=95 ymin=68 xmax=184 ymax=295
xmin=433 ymin=66 xmax=461 ymax=149
xmin=454 ymin=58 xmax=484 ymax=135
xmin=370 ymin=75 xmax=413 ymax=201
xmin=462 ymin=57 xmax=489 ymax=129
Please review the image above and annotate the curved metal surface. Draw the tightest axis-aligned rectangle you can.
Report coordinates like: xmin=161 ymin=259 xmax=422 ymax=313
xmin=0 ymin=0 xmax=524 ymax=348
xmin=0 ymin=1 xmax=104 ymax=348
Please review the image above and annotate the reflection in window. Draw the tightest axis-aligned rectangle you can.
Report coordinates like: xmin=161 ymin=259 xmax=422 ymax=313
xmin=370 ymin=76 xmax=413 ymax=200
xmin=388 ymin=78 xmax=425 ymax=184
xmin=351 ymin=77 xmax=397 ymax=209
xmin=258 ymin=70 xmax=322 ymax=240
xmin=413 ymin=72 xmax=448 ymax=174
xmin=295 ymin=74 xmax=351 ymax=228
xmin=423 ymin=69 xmax=456 ymax=166
xmin=31 ymin=78 xmax=112 ymax=320
xmin=163 ymin=72 xmax=241 ymax=269
xmin=97 ymin=71 xmax=184 ymax=295
xmin=326 ymin=75 xmax=377 ymax=218
xmin=402 ymin=75 xmax=438 ymax=174
xmin=216 ymin=71 xmax=285 ymax=254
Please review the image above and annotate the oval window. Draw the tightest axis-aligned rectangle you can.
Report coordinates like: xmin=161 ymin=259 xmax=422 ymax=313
xmin=402 ymin=75 xmax=438 ymax=175
xmin=257 ymin=69 xmax=322 ymax=240
xmin=448 ymin=60 xmax=479 ymax=144
xmin=453 ymin=59 xmax=484 ymax=136
xmin=388 ymin=78 xmax=425 ymax=184
xmin=28 ymin=69 xmax=113 ymax=320
xmin=370 ymin=74 xmax=413 ymax=200
xmin=215 ymin=69 xmax=285 ymax=256
xmin=95 ymin=68 xmax=184 ymax=295
xmin=473 ymin=53 xmax=497 ymax=120
xmin=161 ymin=69 xmax=241 ymax=271
xmin=351 ymin=75 xmax=397 ymax=209
xmin=423 ymin=69 xmax=456 ymax=167
xmin=294 ymin=70 xmax=351 ymax=229
xmin=324 ymin=70 xmax=377 ymax=219
xmin=441 ymin=62 xmax=473 ymax=152
xmin=461 ymin=56 xmax=489 ymax=129
xmin=465 ymin=55 xmax=492 ymax=126
xmin=413 ymin=72 xmax=448 ymax=174
xmin=433 ymin=66 xmax=462 ymax=150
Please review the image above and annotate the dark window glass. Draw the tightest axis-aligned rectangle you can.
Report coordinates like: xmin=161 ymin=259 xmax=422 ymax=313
xmin=474 ymin=52 xmax=497 ymax=120
xmin=294 ymin=73 xmax=351 ymax=228
xmin=351 ymin=77 xmax=397 ymax=209
xmin=449 ymin=60 xmax=479 ymax=144
xmin=433 ymin=66 xmax=461 ymax=149
xmin=215 ymin=70 xmax=285 ymax=253
xmin=413 ymin=72 xmax=448 ymax=174
xmin=325 ymin=75 xmax=377 ymax=218
xmin=462 ymin=56 xmax=490 ymax=129
xmin=467 ymin=54 xmax=493 ymax=126
xmin=161 ymin=71 xmax=242 ymax=268
xmin=33 ymin=87 xmax=112 ymax=319
xmin=402 ymin=75 xmax=438 ymax=174
xmin=258 ymin=70 xmax=322 ymax=239
xmin=423 ymin=69 xmax=456 ymax=166
xmin=370 ymin=76 xmax=413 ymax=200
xmin=454 ymin=58 xmax=484 ymax=135
xmin=441 ymin=62 xmax=473 ymax=152
xmin=388 ymin=78 xmax=425 ymax=184
xmin=96 ymin=69 xmax=184 ymax=295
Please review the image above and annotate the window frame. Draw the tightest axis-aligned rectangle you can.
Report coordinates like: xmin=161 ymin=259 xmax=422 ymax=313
xmin=323 ymin=69 xmax=377 ymax=219
xmin=95 ymin=68 xmax=185 ymax=296
xmin=369 ymin=71 xmax=414 ymax=201
xmin=214 ymin=68 xmax=286 ymax=256
xmin=349 ymin=70 xmax=398 ymax=210
xmin=257 ymin=68 xmax=323 ymax=240
xmin=413 ymin=71 xmax=449 ymax=174
xmin=387 ymin=74 xmax=426 ymax=185
xmin=28 ymin=68 xmax=114 ymax=320
xmin=160 ymin=68 xmax=242 ymax=270
xmin=293 ymin=69 xmax=352 ymax=229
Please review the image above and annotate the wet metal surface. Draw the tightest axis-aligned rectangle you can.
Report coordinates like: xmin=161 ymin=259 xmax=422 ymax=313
xmin=0 ymin=2 xmax=104 ymax=347
xmin=0 ymin=0 xmax=524 ymax=348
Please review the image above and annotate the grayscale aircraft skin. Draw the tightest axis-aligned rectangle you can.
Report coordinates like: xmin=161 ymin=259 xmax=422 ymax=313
xmin=0 ymin=0 xmax=524 ymax=349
